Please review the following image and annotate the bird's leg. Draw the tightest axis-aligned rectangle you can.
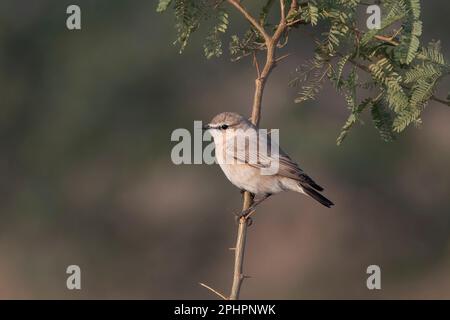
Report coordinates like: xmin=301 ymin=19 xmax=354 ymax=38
xmin=235 ymin=192 xmax=254 ymax=225
xmin=235 ymin=193 xmax=271 ymax=219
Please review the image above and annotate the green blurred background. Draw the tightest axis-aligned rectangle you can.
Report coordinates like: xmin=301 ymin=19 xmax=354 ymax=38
xmin=0 ymin=0 xmax=449 ymax=299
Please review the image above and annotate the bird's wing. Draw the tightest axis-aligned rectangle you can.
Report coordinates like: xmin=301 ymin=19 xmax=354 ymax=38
xmin=226 ymin=131 xmax=324 ymax=191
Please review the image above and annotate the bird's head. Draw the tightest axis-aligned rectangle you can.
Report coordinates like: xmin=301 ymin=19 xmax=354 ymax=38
xmin=203 ymin=112 xmax=252 ymax=139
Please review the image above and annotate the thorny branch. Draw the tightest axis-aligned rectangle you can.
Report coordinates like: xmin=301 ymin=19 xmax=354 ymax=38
xmin=200 ymin=0 xmax=292 ymax=300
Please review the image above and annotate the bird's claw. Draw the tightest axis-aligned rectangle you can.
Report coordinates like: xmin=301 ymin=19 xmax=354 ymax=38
xmin=234 ymin=208 xmax=252 ymax=217
xmin=234 ymin=209 xmax=255 ymax=226
xmin=234 ymin=215 xmax=254 ymax=226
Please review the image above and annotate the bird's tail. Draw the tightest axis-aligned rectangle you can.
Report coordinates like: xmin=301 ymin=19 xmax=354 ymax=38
xmin=300 ymin=184 xmax=334 ymax=208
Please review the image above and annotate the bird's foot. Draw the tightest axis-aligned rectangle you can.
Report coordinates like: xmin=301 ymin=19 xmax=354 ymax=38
xmin=234 ymin=208 xmax=252 ymax=218
xmin=234 ymin=209 xmax=255 ymax=226
xmin=234 ymin=215 xmax=253 ymax=226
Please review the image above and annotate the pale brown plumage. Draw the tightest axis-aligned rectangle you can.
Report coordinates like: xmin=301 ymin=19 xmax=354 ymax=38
xmin=205 ymin=112 xmax=334 ymax=210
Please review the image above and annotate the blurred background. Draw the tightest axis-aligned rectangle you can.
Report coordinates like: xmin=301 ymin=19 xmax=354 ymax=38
xmin=0 ymin=0 xmax=449 ymax=299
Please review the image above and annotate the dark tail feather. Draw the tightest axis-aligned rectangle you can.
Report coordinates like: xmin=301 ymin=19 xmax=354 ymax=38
xmin=309 ymin=181 xmax=323 ymax=192
xmin=299 ymin=173 xmax=324 ymax=191
xmin=301 ymin=185 xmax=334 ymax=208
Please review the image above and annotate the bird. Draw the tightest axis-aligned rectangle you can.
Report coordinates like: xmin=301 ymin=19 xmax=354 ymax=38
xmin=203 ymin=112 xmax=334 ymax=218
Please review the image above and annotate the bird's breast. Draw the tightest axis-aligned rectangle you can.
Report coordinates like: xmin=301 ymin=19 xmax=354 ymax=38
xmin=219 ymin=162 xmax=260 ymax=193
xmin=213 ymin=136 xmax=285 ymax=195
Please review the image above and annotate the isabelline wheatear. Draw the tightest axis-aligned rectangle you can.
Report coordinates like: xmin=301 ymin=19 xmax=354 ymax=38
xmin=203 ymin=112 xmax=334 ymax=217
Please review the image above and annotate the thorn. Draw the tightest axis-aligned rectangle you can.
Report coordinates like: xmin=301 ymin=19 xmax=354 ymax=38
xmin=275 ymin=52 xmax=292 ymax=63
xmin=229 ymin=247 xmax=236 ymax=251
xmin=199 ymin=282 xmax=228 ymax=300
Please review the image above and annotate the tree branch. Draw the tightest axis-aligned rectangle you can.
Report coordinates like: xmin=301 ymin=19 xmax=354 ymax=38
xmin=253 ymin=51 xmax=261 ymax=78
xmin=226 ymin=0 xmax=271 ymax=43
xmin=250 ymin=4 xmax=288 ymax=123
xmin=272 ymin=0 xmax=287 ymax=44
xmin=230 ymin=192 xmax=253 ymax=300
xmin=228 ymin=0 xmax=289 ymax=300
xmin=279 ymin=0 xmax=286 ymax=22
xmin=290 ymin=0 xmax=298 ymax=12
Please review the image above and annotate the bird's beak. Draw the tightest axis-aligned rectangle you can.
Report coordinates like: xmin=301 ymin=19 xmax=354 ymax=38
xmin=202 ymin=124 xmax=211 ymax=131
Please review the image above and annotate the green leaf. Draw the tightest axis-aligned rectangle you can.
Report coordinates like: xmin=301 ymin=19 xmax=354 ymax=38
xmin=336 ymin=113 xmax=357 ymax=145
xmin=173 ymin=0 xmax=207 ymax=53
xmin=156 ymin=0 xmax=172 ymax=12
xmin=308 ymin=3 xmax=319 ymax=26
xmin=394 ymin=0 xmax=422 ymax=64
xmin=204 ymin=9 xmax=229 ymax=59
xmin=371 ymin=101 xmax=395 ymax=142
xmin=336 ymin=97 xmax=372 ymax=145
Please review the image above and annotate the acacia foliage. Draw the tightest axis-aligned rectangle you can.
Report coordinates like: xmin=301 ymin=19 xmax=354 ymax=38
xmin=158 ymin=0 xmax=449 ymax=144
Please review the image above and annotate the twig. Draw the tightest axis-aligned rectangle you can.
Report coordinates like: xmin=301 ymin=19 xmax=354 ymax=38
xmin=226 ymin=0 xmax=270 ymax=42
xmin=390 ymin=27 xmax=403 ymax=40
xmin=253 ymin=51 xmax=261 ymax=78
xmin=290 ymin=0 xmax=298 ymax=12
xmin=287 ymin=19 xmax=305 ymax=27
xmin=374 ymin=35 xmax=399 ymax=46
xmin=353 ymin=27 xmax=401 ymax=46
xmin=199 ymin=282 xmax=228 ymax=300
xmin=272 ymin=1 xmax=287 ymax=44
xmin=279 ymin=0 xmax=286 ymax=22
xmin=230 ymin=192 xmax=252 ymax=300
xmin=276 ymin=52 xmax=293 ymax=63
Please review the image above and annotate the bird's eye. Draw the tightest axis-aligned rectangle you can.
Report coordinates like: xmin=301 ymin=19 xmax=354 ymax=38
xmin=221 ymin=124 xmax=229 ymax=130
